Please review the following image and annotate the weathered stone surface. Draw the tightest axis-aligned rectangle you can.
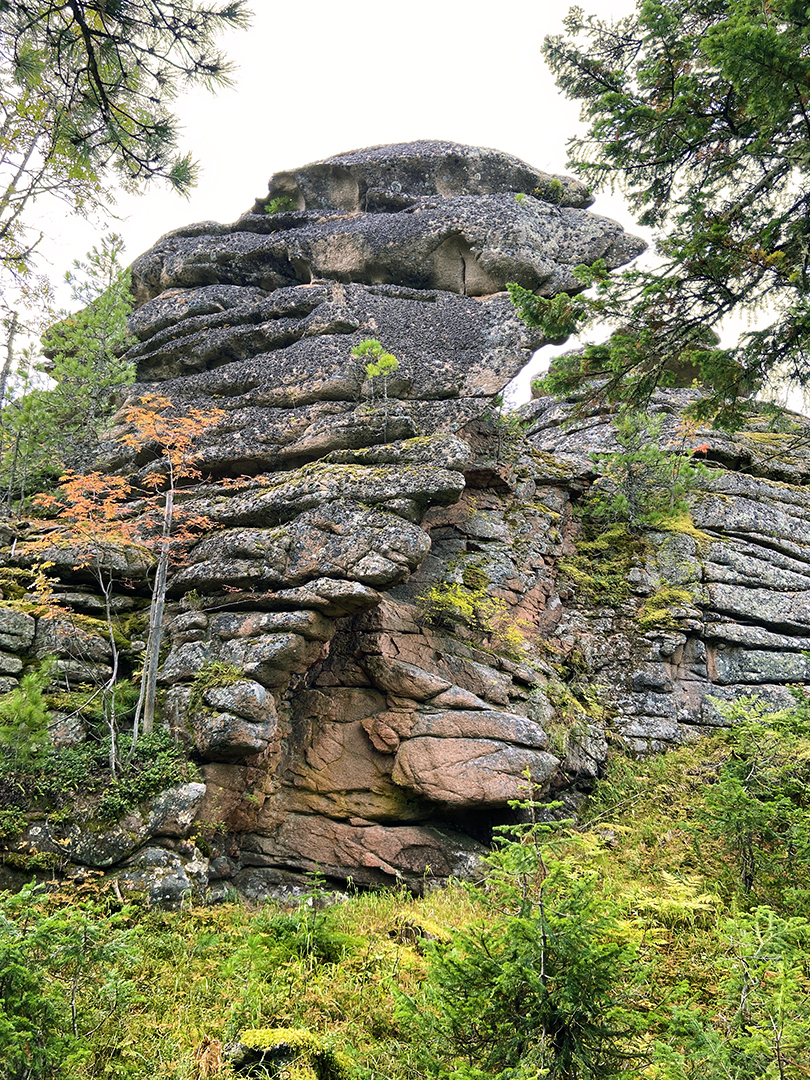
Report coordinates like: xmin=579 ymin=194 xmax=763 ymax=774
xmin=131 ymin=188 xmax=642 ymax=306
xmin=13 ymin=539 xmax=153 ymax=582
xmin=0 ymin=650 xmax=22 ymax=675
xmin=280 ymin=718 xmax=424 ymax=822
xmin=408 ymin=708 xmax=549 ymax=748
xmin=11 ymin=784 xmax=207 ymax=869
xmin=48 ymin=711 xmax=85 ymax=748
xmin=527 ymin=387 xmax=810 ymax=749
xmin=359 ymin=656 xmax=451 ymax=699
xmin=260 ymin=140 xmax=596 ymax=213
xmin=112 ymin=846 xmax=209 ymax=908
xmin=125 ymin=284 xmax=538 ymax=399
xmin=146 ymin=782 xmax=208 ymax=838
xmin=713 ymin=646 xmax=810 ymax=685
xmin=241 ymin=813 xmax=484 ymax=889
xmin=562 ymin=723 xmax=609 ymax=779
xmin=392 ymin=737 xmax=560 ymax=807
xmin=0 ymin=609 xmax=35 ymax=651
xmin=704 ymin=584 xmax=810 ymax=634
xmin=189 ymin=680 xmax=280 ymax=760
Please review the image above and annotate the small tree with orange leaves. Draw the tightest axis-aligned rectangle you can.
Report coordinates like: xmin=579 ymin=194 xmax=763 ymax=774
xmin=121 ymin=395 xmax=224 ymax=746
xmin=33 ymin=471 xmax=142 ymax=774
xmin=29 ymin=396 xmax=223 ymax=757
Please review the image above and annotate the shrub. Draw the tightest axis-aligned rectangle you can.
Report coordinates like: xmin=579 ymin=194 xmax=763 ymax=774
xmin=697 ymin=693 xmax=810 ymax=901
xmin=406 ymin=810 xmax=648 ymax=1080
xmin=265 ymin=195 xmax=298 ymax=214
xmin=416 ymin=576 xmax=528 ymax=658
xmin=586 ymin=411 xmax=709 ymax=533
xmin=0 ymin=661 xmax=53 ymax=768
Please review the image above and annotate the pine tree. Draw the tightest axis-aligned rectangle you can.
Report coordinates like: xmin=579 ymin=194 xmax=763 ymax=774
xmin=0 ymin=2 xmax=250 ymax=278
xmin=0 ymin=234 xmax=134 ymax=509
xmin=523 ymin=0 xmax=810 ymax=426
xmin=409 ymin=807 xmax=649 ymax=1080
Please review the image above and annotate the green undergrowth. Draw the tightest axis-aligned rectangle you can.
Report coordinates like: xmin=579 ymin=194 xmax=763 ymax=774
xmin=0 ymin=722 xmax=196 ymax=834
xmin=2 ymin=695 xmax=810 ymax=1078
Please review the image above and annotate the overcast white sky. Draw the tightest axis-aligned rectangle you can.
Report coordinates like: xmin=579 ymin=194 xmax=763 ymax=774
xmin=34 ymin=0 xmax=647 ymax=398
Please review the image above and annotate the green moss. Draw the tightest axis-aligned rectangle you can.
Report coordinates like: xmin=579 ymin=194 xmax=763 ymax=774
xmin=530 ymin=501 xmax=561 ymax=521
xmin=0 ymin=568 xmax=29 ymax=600
xmin=543 ymin=661 xmax=606 ymax=724
xmin=740 ymin=430 xmax=794 ymax=444
xmin=0 ymin=849 xmax=59 ymax=870
xmin=637 ymin=585 xmax=696 ymax=631
xmin=461 ymin=564 xmax=490 ymax=591
xmin=0 ymin=808 xmax=27 ymax=841
xmin=238 ymin=1028 xmax=353 ymax=1080
xmin=119 ymin=608 xmax=150 ymax=638
xmin=559 ymin=522 xmax=647 ymax=603
xmin=416 ymin=575 xmax=528 ymax=659
xmin=45 ymin=688 xmax=105 ymax=725
xmin=529 ymin=448 xmax=578 ymax=479
xmin=417 ymin=581 xmax=483 ymax=627
xmin=189 ymin=660 xmax=244 ymax=715
xmin=67 ymin=612 xmax=131 ymax=650
xmin=655 ymin=510 xmax=713 ymax=552
xmin=414 ymin=583 xmax=529 ymax=656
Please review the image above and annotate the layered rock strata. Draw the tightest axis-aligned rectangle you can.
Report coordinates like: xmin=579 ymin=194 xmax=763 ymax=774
xmin=5 ymin=141 xmax=809 ymax=904
xmin=525 ymin=389 xmax=810 ymax=753
xmin=103 ymin=140 xmax=644 ymax=897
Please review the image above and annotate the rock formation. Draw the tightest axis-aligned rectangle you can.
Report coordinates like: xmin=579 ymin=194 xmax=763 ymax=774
xmin=3 ymin=141 xmax=810 ymax=905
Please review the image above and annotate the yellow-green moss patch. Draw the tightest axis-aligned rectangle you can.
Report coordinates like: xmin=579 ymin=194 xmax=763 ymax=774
xmin=636 ymin=585 xmax=696 ymax=631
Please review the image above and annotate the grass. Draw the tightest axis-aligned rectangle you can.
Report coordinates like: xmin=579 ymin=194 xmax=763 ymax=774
xmin=3 ymin=731 xmax=810 ymax=1079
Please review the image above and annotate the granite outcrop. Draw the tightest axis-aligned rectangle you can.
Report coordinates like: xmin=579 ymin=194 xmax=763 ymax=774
xmin=3 ymin=141 xmax=809 ymax=904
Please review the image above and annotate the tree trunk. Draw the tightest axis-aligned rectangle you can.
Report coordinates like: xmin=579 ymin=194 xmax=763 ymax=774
xmin=131 ymin=477 xmax=173 ymax=748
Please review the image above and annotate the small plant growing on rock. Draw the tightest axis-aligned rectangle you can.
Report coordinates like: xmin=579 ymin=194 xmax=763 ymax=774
xmin=485 ymin=393 xmax=526 ymax=461
xmin=416 ymin=570 xmax=529 ymax=659
xmin=189 ymin=660 xmax=244 ymax=714
xmin=265 ymin=195 xmax=298 ymax=214
xmin=351 ymin=338 xmax=399 ymax=442
xmin=587 ymin=410 xmax=709 ymax=532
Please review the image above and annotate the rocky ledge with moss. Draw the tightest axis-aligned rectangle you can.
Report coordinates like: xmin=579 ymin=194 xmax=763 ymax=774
xmin=2 ymin=141 xmax=809 ymax=903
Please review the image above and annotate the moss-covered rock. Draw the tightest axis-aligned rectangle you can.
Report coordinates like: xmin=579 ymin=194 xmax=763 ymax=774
xmin=227 ymin=1027 xmax=353 ymax=1080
